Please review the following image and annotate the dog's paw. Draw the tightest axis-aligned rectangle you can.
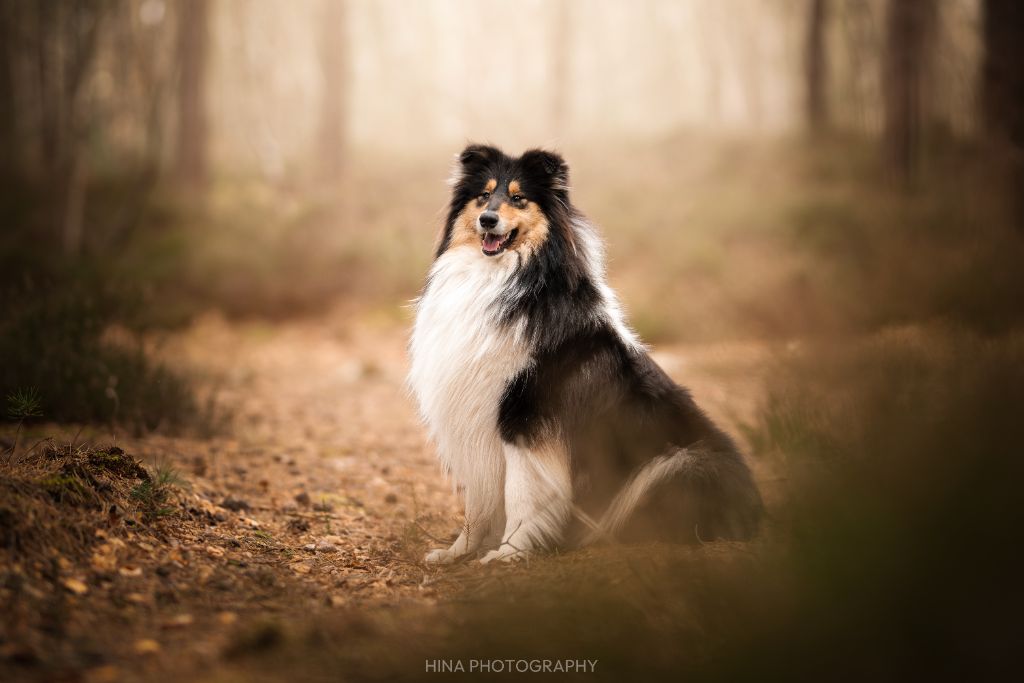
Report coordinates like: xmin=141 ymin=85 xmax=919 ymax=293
xmin=424 ymin=547 xmax=458 ymax=565
xmin=479 ymin=546 xmax=529 ymax=565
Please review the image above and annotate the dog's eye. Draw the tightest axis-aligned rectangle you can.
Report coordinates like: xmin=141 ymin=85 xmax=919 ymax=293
xmin=511 ymin=194 xmax=524 ymax=203
xmin=478 ymin=191 xmax=490 ymax=200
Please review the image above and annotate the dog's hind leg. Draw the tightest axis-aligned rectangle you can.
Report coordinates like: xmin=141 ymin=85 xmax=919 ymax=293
xmin=480 ymin=440 xmax=572 ymax=564
xmin=584 ymin=445 xmax=763 ymax=545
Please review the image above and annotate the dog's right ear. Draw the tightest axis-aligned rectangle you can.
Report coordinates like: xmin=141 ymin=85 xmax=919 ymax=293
xmin=449 ymin=144 xmax=501 ymax=187
xmin=458 ymin=144 xmax=501 ymax=168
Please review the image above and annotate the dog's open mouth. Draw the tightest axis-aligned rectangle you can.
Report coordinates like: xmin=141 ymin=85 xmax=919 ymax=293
xmin=481 ymin=229 xmax=518 ymax=256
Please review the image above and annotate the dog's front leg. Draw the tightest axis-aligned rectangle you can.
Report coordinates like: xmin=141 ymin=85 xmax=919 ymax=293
xmin=481 ymin=441 xmax=572 ymax=564
xmin=424 ymin=472 xmax=504 ymax=565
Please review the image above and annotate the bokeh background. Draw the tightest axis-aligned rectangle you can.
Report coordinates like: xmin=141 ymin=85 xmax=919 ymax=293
xmin=2 ymin=1 xmax=1023 ymax=681
xmin=4 ymin=0 xmax=1020 ymax=345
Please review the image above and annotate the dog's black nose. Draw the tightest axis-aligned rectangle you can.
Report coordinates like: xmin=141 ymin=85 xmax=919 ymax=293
xmin=479 ymin=211 xmax=499 ymax=229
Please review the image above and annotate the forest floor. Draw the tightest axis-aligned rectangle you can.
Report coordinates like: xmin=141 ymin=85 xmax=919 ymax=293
xmin=0 ymin=312 xmax=778 ymax=683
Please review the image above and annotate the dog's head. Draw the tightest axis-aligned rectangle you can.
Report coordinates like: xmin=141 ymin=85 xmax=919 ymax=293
xmin=438 ymin=145 xmax=571 ymax=260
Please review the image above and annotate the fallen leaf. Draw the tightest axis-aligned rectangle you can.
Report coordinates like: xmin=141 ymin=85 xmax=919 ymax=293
xmin=217 ymin=611 xmax=238 ymax=625
xmin=118 ymin=565 xmax=143 ymax=578
xmin=133 ymin=639 xmax=160 ymax=655
xmin=163 ymin=614 xmax=194 ymax=629
xmin=205 ymin=545 xmax=225 ymax=558
xmin=62 ymin=578 xmax=88 ymax=595
xmin=91 ymin=553 xmax=117 ymax=572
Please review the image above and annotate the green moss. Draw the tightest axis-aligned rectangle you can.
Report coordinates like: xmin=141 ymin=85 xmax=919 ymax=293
xmin=38 ymin=474 xmax=90 ymax=504
xmin=87 ymin=449 xmax=150 ymax=480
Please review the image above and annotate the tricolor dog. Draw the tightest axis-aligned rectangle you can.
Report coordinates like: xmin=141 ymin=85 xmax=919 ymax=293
xmin=409 ymin=145 xmax=762 ymax=564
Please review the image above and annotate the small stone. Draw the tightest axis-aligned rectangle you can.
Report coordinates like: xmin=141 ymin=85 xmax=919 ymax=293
xmin=220 ymin=497 xmax=250 ymax=512
xmin=287 ymin=518 xmax=310 ymax=532
xmin=384 ymin=493 xmax=398 ymax=504
xmin=316 ymin=543 xmax=337 ymax=553
xmin=312 ymin=501 xmax=333 ymax=513
xmin=294 ymin=492 xmax=311 ymax=506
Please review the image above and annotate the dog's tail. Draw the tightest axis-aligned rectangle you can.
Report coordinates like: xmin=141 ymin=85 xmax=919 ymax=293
xmin=582 ymin=444 xmax=763 ymax=545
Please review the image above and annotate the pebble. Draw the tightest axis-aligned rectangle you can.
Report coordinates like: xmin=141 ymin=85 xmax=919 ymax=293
xmin=220 ymin=497 xmax=250 ymax=512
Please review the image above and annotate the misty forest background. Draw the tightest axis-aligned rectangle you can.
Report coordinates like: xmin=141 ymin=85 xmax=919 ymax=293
xmin=2 ymin=0 xmax=1024 ymax=681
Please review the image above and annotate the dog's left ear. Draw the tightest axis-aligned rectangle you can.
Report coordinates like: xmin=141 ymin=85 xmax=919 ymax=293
xmin=521 ymin=149 xmax=569 ymax=193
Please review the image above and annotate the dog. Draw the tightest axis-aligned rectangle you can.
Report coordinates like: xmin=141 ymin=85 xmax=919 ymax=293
xmin=408 ymin=145 xmax=763 ymax=564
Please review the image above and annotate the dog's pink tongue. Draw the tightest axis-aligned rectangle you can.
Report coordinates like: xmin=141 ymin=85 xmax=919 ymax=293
xmin=482 ymin=233 xmax=501 ymax=251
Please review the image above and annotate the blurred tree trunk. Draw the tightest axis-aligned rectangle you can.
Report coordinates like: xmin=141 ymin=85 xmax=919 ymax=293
xmin=25 ymin=1 xmax=104 ymax=255
xmin=982 ymin=0 xmax=1024 ymax=229
xmin=0 ymin=1 xmax=16 ymax=178
xmin=882 ymin=0 xmax=935 ymax=187
xmin=548 ymin=0 xmax=570 ymax=138
xmin=804 ymin=0 xmax=828 ymax=133
xmin=318 ymin=0 xmax=348 ymax=182
xmin=176 ymin=0 xmax=209 ymax=190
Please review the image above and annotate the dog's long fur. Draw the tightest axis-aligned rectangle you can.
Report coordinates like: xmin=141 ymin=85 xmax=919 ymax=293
xmin=409 ymin=145 xmax=763 ymax=564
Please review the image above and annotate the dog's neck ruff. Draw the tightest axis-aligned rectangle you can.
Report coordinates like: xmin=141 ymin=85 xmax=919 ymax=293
xmin=408 ymin=215 xmax=641 ymax=451
xmin=408 ymin=246 xmax=531 ymax=482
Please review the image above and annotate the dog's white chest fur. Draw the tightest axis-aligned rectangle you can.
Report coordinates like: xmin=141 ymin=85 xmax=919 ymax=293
xmin=408 ymin=248 xmax=532 ymax=488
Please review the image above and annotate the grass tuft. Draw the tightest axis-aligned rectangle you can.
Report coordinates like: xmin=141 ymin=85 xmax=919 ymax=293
xmin=130 ymin=461 xmax=186 ymax=520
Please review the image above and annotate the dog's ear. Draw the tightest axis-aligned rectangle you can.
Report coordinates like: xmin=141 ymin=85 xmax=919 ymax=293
xmin=459 ymin=144 xmax=501 ymax=168
xmin=520 ymin=149 xmax=569 ymax=193
xmin=449 ymin=144 xmax=501 ymax=187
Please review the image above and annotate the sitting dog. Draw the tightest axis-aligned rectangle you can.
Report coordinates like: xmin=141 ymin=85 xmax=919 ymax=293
xmin=409 ymin=145 xmax=762 ymax=564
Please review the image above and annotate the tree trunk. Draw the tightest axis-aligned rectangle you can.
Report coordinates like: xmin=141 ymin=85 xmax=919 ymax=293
xmin=318 ymin=0 xmax=348 ymax=182
xmin=982 ymin=0 xmax=1024 ymax=228
xmin=804 ymin=0 xmax=828 ymax=133
xmin=0 ymin=0 xmax=16 ymax=178
xmin=882 ymin=0 xmax=935 ymax=187
xmin=176 ymin=0 xmax=209 ymax=190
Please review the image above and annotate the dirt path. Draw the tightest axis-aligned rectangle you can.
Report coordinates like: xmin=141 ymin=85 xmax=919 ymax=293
xmin=1 ymin=314 xmax=776 ymax=681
